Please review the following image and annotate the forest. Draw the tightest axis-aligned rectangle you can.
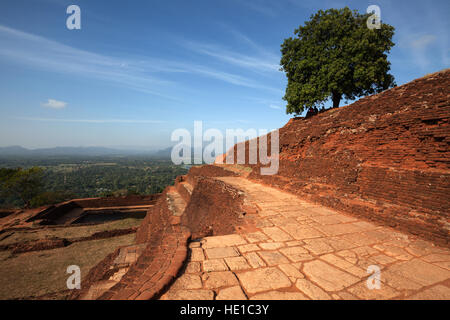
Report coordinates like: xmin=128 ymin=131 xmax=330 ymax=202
xmin=0 ymin=156 xmax=189 ymax=208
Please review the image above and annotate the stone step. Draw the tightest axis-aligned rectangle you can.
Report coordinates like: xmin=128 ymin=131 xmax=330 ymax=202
xmin=80 ymin=280 xmax=118 ymax=300
xmin=167 ymin=189 xmax=187 ymax=217
xmin=113 ymin=243 xmax=147 ymax=267
xmin=176 ymin=180 xmax=193 ymax=203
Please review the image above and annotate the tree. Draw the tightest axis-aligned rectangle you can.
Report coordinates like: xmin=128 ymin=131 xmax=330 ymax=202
xmin=280 ymin=7 xmax=396 ymax=115
xmin=0 ymin=167 xmax=44 ymax=208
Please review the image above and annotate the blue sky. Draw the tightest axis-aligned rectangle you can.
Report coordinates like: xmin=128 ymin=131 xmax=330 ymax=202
xmin=0 ymin=0 xmax=448 ymax=149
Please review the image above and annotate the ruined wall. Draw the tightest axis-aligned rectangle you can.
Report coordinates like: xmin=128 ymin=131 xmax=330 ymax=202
xmin=94 ymin=187 xmax=190 ymax=300
xmin=246 ymin=69 xmax=449 ymax=244
xmin=29 ymin=201 xmax=81 ymax=223
xmin=135 ymin=189 xmax=173 ymax=244
xmin=181 ymin=176 xmax=246 ymax=239
xmin=72 ymin=194 xmax=159 ymax=208
xmin=27 ymin=195 xmax=159 ymax=225
xmin=185 ymin=164 xmax=238 ymax=186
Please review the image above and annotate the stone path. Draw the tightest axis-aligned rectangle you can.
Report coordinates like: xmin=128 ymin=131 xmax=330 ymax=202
xmin=160 ymin=177 xmax=450 ymax=300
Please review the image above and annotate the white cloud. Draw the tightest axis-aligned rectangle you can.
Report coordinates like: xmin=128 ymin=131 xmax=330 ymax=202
xmin=269 ymin=104 xmax=282 ymax=109
xmin=41 ymin=99 xmax=67 ymax=109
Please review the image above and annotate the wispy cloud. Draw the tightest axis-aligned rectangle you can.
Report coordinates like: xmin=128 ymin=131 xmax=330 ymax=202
xmin=188 ymin=65 xmax=282 ymax=93
xmin=177 ymin=28 xmax=282 ymax=94
xmin=0 ymin=25 xmax=177 ymax=99
xmin=137 ymin=56 xmax=281 ymax=92
xmin=0 ymin=25 xmax=280 ymax=97
xmin=389 ymin=3 xmax=449 ymax=72
xmin=181 ymin=25 xmax=281 ymax=76
xmin=206 ymin=119 xmax=252 ymax=124
xmin=183 ymin=41 xmax=279 ymax=74
xmin=226 ymin=27 xmax=277 ymax=57
xmin=17 ymin=117 xmax=165 ymax=124
xmin=233 ymin=0 xmax=282 ymax=17
xmin=399 ymin=33 xmax=439 ymax=69
xmin=409 ymin=34 xmax=437 ymax=49
xmin=41 ymin=99 xmax=67 ymax=109
xmin=245 ymin=97 xmax=286 ymax=108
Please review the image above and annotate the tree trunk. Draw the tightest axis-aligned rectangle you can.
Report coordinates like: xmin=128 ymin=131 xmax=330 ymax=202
xmin=332 ymin=92 xmax=341 ymax=108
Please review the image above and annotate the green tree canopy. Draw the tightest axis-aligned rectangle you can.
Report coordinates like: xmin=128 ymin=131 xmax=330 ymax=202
xmin=280 ymin=7 xmax=396 ymax=115
xmin=0 ymin=167 xmax=44 ymax=208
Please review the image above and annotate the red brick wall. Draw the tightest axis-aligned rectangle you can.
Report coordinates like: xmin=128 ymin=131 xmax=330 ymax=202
xmin=135 ymin=189 xmax=171 ymax=244
xmin=248 ymin=69 xmax=449 ymax=244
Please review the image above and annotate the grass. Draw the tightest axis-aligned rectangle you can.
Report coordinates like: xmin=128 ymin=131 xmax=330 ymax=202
xmin=0 ymin=233 xmax=135 ymax=299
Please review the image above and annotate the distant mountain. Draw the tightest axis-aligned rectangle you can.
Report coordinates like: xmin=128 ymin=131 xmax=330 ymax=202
xmin=0 ymin=146 xmax=155 ymax=157
xmin=0 ymin=145 xmax=221 ymax=160
xmin=156 ymin=145 xmax=220 ymax=162
xmin=0 ymin=146 xmax=30 ymax=156
xmin=151 ymin=146 xmax=173 ymax=159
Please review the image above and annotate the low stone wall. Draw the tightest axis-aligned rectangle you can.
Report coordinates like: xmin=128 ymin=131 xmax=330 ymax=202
xmin=98 ymin=225 xmax=190 ymax=300
xmin=28 ymin=194 xmax=160 ymax=225
xmin=73 ymin=194 xmax=159 ymax=208
xmin=29 ymin=201 xmax=81 ymax=223
xmin=186 ymin=165 xmax=238 ymax=186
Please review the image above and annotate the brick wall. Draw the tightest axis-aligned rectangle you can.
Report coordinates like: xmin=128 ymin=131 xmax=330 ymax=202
xmin=245 ymin=69 xmax=449 ymax=244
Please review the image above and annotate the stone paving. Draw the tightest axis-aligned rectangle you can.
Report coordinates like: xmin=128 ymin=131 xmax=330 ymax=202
xmin=160 ymin=177 xmax=450 ymax=300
